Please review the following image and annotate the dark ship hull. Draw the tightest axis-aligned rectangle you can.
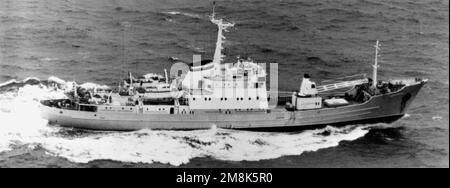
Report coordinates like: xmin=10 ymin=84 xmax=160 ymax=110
xmin=39 ymin=80 xmax=426 ymax=131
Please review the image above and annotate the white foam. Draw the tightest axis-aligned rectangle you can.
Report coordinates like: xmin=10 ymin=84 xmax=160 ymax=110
xmin=48 ymin=76 xmax=66 ymax=85
xmin=79 ymin=82 xmax=110 ymax=90
xmin=432 ymin=116 xmax=443 ymax=121
xmin=32 ymin=125 xmax=368 ymax=166
xmin=164 ymin=11 xmax=182 ymax=15
xmin=163 ymin=11 xmax=203 ymax=19
xmin=0 ymin=78 xmax=370 ymax=166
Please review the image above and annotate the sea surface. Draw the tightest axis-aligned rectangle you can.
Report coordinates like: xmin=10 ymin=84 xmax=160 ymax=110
xmin=0 ymin=0 xmax=448 ymax=167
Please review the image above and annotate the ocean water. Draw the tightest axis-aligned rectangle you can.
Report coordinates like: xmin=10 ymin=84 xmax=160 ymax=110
xmin=0 ymin=0 xmax=448 ymax=167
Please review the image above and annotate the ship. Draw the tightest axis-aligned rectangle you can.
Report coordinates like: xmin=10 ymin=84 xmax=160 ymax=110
xmin=39 ymin=6 xmax=427 ymax=131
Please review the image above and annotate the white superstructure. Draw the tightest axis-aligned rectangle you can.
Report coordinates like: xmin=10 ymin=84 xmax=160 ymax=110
xmin=180 ymin=7 xmax=269 ymax=110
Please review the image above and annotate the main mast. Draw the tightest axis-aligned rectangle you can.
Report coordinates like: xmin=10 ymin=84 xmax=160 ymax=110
xmin=210 ymin=2 xmax=234 ymax=67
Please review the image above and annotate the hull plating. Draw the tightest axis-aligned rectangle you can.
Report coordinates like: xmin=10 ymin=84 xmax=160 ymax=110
xmin=40 ymin=82 xmax=425 ymax=131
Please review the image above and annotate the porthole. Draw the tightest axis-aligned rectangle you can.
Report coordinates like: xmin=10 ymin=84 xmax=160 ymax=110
xmin=256 ymin=96 xmax=260 ymax=100
xmin=240 ymin=97 xmax=243 ymax=100
xmin=249 ymin=97 xmax=251 ymax=100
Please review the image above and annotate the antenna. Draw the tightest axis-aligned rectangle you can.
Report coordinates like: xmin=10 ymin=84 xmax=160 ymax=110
xmin=164 ymin=69 xmax=169 ymax=84
xmin=212 ymin=1 xmax=216 ymax=19
xmin=129 ymin=72 xmax=133 ymax=85
xmin=372 ymin=40 xmax=380 ymax=88
xmin=122 ymin=23 xmax=125 ymax=77
xmin=73 ymin=82 xmax=78 ymax=98
xmin=121 ymin=21 xmax=131 ymax=79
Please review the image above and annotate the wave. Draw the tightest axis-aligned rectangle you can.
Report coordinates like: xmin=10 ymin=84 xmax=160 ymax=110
xmin=0 ymin=77 xmax=41 ymax=88
xmin=0 ymin=76 xmax=372 ymax=166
